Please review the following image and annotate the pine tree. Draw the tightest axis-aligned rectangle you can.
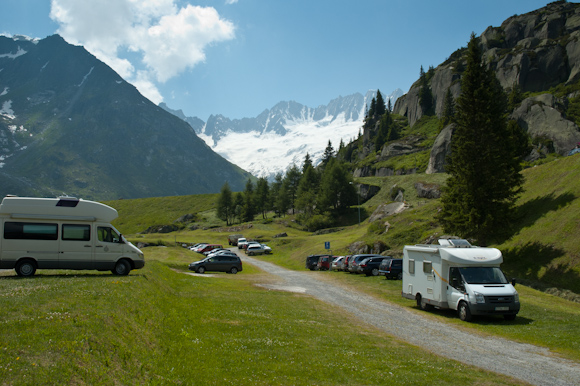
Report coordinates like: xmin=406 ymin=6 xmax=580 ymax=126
xmin=295 ymin=165 xmax=319 ymax=218
xmin=437 ymin=33 xmax=524 ymax=245
xmin=439 ymin=87 xmax=455 ymax=130
xmin=216 ymin=182 xmax=234 ymax=225
xmin=284 ymin=165 xmax=301 ymax=214
xmin=255 ymin=177 xmax=270 ymax=219
xmin=318 ymin=158 xmax=357 ymax=212
xmin=375 ymin=90 xmax=386 ymax=117
xmin=419 ymin=65 xmax=434 ymax=115
xmin=242 ymin=179 xmax=256 ymax=222
xmin=302 ymin=153 xmax=313 ymax=174
xmin=321 ymin=140 xmax=335 ymax=169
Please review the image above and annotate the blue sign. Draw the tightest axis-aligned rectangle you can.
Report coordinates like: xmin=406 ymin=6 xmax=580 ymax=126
xmin=325 ymin=242 xmax=330 ymax=249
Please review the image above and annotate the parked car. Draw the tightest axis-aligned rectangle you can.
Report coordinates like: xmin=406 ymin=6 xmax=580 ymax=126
xmin=342 ymin=255 xmax=353 ymax=272
xmin=331 ymin=256 xmax=345 ymax=271
xmin=189 ymin=254 xmax=242 ymax=274
xmin=357 ymin=256 xmax=389 ymax=276
xmin=379 ymin=258 xmax=403 ymax=280
xmin=206 ymin=250 xmax=238 ymax=259
xmin=316 ymin=255 xmax=332 ymax=271
xmin=197 ymin=244 xmax=223 ymax=254
xmin=191 ymin=243 xmax=207 ymax=252
xmin=237 ymin=238 xmax=248 ymax=249
xmin=246 ymin=244 xmax=265 ymax=256
xmin=347 ymin=254 xmax=381 ymax=273
xmin=261 ymin=244 xmax=272 ymax=254
xmin=305 ymin=254 xmax=331 ymax=271
xmin=203 ymin=247 xmax=226 ymax=256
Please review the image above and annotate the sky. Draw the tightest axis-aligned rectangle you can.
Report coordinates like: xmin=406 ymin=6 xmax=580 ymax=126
xmin=1 ymin=0 xmax=556 ymax=121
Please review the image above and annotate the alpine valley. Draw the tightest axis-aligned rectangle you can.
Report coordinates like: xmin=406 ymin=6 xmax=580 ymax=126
xmin=160 ymin=89 xmax=403 ymax=180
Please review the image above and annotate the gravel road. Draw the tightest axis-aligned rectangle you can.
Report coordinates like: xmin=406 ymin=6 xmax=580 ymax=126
xmin=238 ymin=253 xmax=580 ymax=386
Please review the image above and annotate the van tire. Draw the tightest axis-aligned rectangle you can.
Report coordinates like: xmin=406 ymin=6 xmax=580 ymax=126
xmin=458 ymin=301 xmax=472 ymax=322
xmin=16 ymin=260 xmax=37 ymax=277
xmin=417 ymin=294 xmax=433 ymax=311
xmin=112 ymin=260 xmax=131 ymax=276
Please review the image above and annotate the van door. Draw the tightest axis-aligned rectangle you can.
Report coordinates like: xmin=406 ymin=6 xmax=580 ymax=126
xmin=59 ymin=224 xmax=94 ymax=269
xmin=94 ymin=225 xmax=125 ymax=270
xmin=446 ymin=267 xmax=466 ymax=310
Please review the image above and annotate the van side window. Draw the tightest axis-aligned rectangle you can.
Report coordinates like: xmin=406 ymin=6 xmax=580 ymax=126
xmin=62 ymin=224 xmax=91 ymax=241
xmin=423 ymin=261 xmax=432 ymax=274
xmin=97 ymin=226 xmax=120 ymax=243
xmin=4 ymin=222 xmax=58 ymax=240
xmin=409 ymin=259 xmax=415 ymax=274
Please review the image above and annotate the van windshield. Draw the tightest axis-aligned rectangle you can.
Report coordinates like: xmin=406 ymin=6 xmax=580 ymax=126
xmin=459 ymin=267 xmax=509 ymax=284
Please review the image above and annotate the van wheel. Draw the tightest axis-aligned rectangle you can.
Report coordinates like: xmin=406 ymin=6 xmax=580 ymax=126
xmin=112 ymin=260 xmax=131 ymax=276
xmin=230 ymin=267 xmax=238 ymax=274
xmin=16 ymin=260 xmax=37 ymax=277
xmin=458 ymin=301 xmax=472 ymax=322
xmin=417 ymin=294 xmax=433 ymax=311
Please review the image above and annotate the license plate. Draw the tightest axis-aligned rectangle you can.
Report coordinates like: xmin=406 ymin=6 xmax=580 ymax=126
xmin=495 ymin=306 xmax=509 ymax=311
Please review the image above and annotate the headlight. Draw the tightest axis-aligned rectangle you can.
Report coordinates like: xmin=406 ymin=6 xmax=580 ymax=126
xmin=474 ymin=292 xmax=485 ymax=304
xmin=514 ymin=293 xmax=519 ymax=303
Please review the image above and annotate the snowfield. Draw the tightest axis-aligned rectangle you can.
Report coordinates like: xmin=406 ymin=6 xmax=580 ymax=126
xmin=200 ymin=112 xmax=363 ymax=179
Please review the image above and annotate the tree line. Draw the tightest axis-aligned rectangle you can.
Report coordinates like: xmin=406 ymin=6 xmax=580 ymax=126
xmin=217 ymin=142 xmax=357 ymax=231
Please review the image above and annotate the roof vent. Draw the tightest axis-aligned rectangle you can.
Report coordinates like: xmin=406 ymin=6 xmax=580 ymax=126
xmin=56 ymin=197 xmax=80 ymax=207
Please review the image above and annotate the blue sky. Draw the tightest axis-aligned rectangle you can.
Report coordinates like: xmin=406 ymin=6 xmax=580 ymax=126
xmin=1 ymin=0 xmax=554 ymax=120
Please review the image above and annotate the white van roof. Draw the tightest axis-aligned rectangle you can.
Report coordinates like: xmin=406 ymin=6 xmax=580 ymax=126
xmin=0 ymin=196 xmax=118 ymax=222
xmin=405 ymin=241 xmax=503 ymax=266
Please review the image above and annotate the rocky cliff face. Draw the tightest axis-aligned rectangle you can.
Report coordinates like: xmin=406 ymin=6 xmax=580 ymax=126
xmin=394 ymin=1 xmax=580 ymax=159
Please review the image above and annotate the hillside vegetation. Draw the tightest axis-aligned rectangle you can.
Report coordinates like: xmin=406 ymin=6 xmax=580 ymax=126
xmin=113 ymin=154 xmax=580 ymax=296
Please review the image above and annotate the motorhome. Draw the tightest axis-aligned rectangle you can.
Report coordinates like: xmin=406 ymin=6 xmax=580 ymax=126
xmin=401 ymin=239 xmax=519 ymax=321
xmin=0 ymin=196 xmax=145 ymax=277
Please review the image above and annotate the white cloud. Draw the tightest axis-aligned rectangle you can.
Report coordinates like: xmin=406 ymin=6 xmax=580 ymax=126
xmin=225 ymin=0 xmax=239 ymax=4
xmin=49 ymin=0 xmax=235 ymax=103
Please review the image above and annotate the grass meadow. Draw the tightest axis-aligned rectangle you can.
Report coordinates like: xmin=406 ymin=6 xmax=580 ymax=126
xmin=0 ymin=247 xmax=527 ymax=385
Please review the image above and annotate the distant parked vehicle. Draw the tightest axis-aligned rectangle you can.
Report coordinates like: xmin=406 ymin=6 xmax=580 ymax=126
xmin=228 ymin=234 xmax=243 ymax=246
xmin=197 ymin=244 xmax=223 ymax=254
xmin=261 ymin=244 xmax=272 ymax=254
xmin=237 ymin=238 xmax=248 ymax=249
xmin=357 ymin=256 xmax=389 ymax=276
xmin=189 ymin=255 xmax=242 ymax=274
xmin=348 ymin=254 xmax=381 ymax=274
xmin=316 ymin=255 xmax=332 ymax=271
xmin=305 ymin=254 xmax=331 ymax=271
xmin=206 ymin=250 xmax=238 ymax=259
xmin=203 ymin=247 xmax=226 ymax=256
xmin=379 ymin=258 xmax=403 ymax=280
xmin=331 ymin=256 xmax=345 ymax=271
xmin=246 ymin=244 xmax=265 ymax=256
xmin=342 ymin=255 xmax=353 ymax=272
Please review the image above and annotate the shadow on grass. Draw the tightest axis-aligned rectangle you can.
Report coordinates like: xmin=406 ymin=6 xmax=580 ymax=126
xmin=414 ymin=305 xmax=533 ymax=325
xmin=514 ymin=192 xmax=576 ymax=231
xmin=502 ymin=241 xmax=580 ymax=293
xmin=0 ymin=272 xmax=146 ymax=280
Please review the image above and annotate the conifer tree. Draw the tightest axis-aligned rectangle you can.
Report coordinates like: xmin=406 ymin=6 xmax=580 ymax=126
xmin=419 ymin=65 xmax=434 ymax=115
xmin=284 ymin=165 xmax=301 ymax=214
xmin=438 ymin=33 xmax=523 ymax=245
xmin=216 ymin=182 xmax=234 ymax=225
xmin=375 ymin=90 xmax=386 ymax=117
xmin=242 ymin=179 xmax=256 ymax=222
xmin=318 ymin=158 xmax=357 ymax=212
xmin=255 ymin=177 xmax=270 ymax=219
xmin=321 ymin=140 xmax=335 ymax=169
xmin=439 ymin=87 xmax=455 ymax=130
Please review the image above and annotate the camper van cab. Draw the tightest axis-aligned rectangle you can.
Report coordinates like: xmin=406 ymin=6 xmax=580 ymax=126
xmin=402 ymin=239 xmax=519 ymax=322
xmin=0 ymin=196 xmax=145 ymax=277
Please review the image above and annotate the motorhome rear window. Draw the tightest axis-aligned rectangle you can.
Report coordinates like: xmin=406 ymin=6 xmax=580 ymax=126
xmin=62 ymin=224 xmax=90 ymax=241
xmin=4 ymin=222 xmax=58 ymax=240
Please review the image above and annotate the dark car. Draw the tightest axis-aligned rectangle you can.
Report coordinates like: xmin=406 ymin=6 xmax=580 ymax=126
xmin=379 ymin=258 xmax=403 ymax=280
xmin=357 ymin=256 xmax=389 ymax=276
xmin=189 ymin=254 xmax=242 ymax=274
xmin=347 ymin=254 xmax=381 ymax=274
xmin=306 ymin=254 xmax=331 ymax=271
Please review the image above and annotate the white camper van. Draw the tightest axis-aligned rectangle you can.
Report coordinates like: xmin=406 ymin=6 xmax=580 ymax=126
xmin=0 ymin=196 xmax=145 ymax=277
xmin=401 ymin=239 xmax=519 ymax=321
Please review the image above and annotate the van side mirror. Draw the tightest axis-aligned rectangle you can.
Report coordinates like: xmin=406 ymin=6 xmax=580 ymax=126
xmin=511 ymin=278 xmax=517 ymax=287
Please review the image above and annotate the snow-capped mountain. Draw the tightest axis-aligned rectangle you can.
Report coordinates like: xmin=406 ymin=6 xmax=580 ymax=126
xmin=162 ymin=88 xmax=403 ymax=179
